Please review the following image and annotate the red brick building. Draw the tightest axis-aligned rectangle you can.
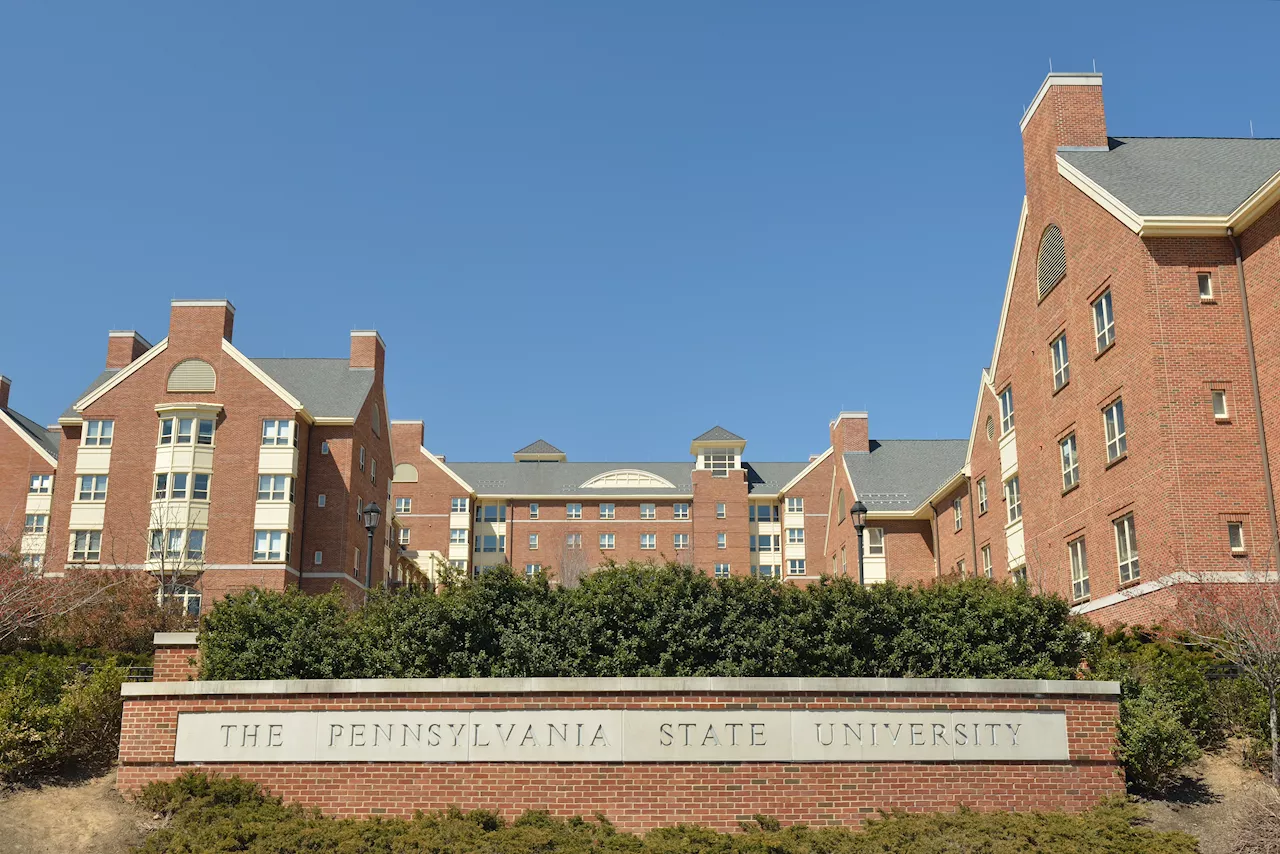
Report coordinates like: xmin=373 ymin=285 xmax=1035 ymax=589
xmin=0 ymin=300 xmax=403 ymax=614
xmin=940 ymin=73 xmax=1280 ymax=623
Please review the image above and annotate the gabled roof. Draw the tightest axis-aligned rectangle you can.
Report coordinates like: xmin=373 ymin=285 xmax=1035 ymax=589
xmin=448 ymin=461 xmax=696 ymax=497
xmin=250 ymin=359 xmax=373 ymax=420
xmin=2 ymin=407 xmax=60 ymax=459
xmin=744 ymin=462 xmax=808 ymax=495
xmin=692 ymin=426 xmax=744 ymax=443
xmin=1059 ymin=137 xmax=1280 ymax=217
xmin=843 ymin=440 xmax=968 ymax=514
xmin=60 ymin=369 xmax=120 ymax=419
xmin=515 ymin=439 xmax=563 ymax=455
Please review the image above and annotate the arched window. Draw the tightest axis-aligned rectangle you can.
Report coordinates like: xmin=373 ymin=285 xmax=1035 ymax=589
xmin=1037 ymin=225 xmax=1067 ymax=299
xmin=393 ymin=463 xmax=419 ymax=483
xmin=579 ymin=469 xmax=677 ymax=489
xmin=158 ymin=583 xmax=202 ymax=616
xmin=167 ymin=359 xmax=216 ymax=392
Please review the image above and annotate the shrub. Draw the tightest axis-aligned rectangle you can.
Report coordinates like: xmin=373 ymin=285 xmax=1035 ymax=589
xmin=0 ymin=653 xmax=128 ymax=783
xmin=200 ymin=564 xmax=1093 ymax=681
xmin=132 ymin=774 xmax=1198 ymax=854
xmin=1115 ymin=690 xmax=1202 ymax=793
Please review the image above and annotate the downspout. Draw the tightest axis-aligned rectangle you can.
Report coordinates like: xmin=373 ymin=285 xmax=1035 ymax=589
xmin=1228 ymin=227 xmax=1280 ymax=564
xmin=966 ymin=475 xmax=979 ymax=575
xmin=930 ymin=501 xmax=942 ymax=578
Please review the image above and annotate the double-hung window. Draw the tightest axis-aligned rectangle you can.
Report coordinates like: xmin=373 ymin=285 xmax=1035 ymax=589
xmin=529 ymin=533 xmax=538 ymax=550
xmin=83 ymin=420 xmax=113 ymax=447
xmin=261 ymin=420 xmax=292 ymax=446
xmin=1060 ymin=433 xmax=1079 ymax=489
xmin=714 ymin=564 xmax=731 ymax=578
xmin=253 ymin=530 xmax=289 ymax=562
xmin=999 ymin=386 xmax=1015 ymax=434
xmin=673 ymin=503 xmax=689 ymax=519
xmin=23 ymin=514 xmax=47 ymax=534
xmin=395 ymin=497 xmax=412 ymax=514
xmin=716 ymin=532 xmax=726 ymax=549
xmin=786 ymin=528 xmax=804 ymax=545
xmin=72 ymin=530 xmax=102 ymax=562
xmin=599 ymin=503 xmax=615 ymax=520
xmin=866 ymin=527 xmax=885 ymax=556
xmin=1094 ymin=290 xmax=1115 ymax=351
xmin=29 ymin=475 xmax=52 ymax=494
xmin=398 ymin=528 xmax=411 ymax=546
xmin=257 ymin=475 xmax=290 ymax=501
xmin=170 ymin=472 xmax=189 ymax=499
xmin=640 ymin=533 xmax=656 ymax=550
xmin=1051 ymin=333 xmax=1070 ymax=390
xmin=977 ymin=478 xmax=988 ymax=514
xmin=1104 ymin=398 xmax=1127 ymax=461
xmin=953 ymin=497 xmax=963 ymax=531
xmin=193 ymin=474 xmax=210 ymax=500
xmin=1069 ymin=538 xmax=1089 ymax=601
xmin=640 ymin=503 xmax=655 ymax=520
xmin=450 ymin=529 xmax=467 ymax=545
xmin=1115 ymin=514 xmax=1139 ymax=583
xmin=186 ymin=530 xmax=206 ymax=561
xmin=566 ymin=503 xmax=582 ymax=520
xmin=1005 ymin=476 xmax=1022 ymax=523
xmin=77 ymin=475 xmax=108 ymax=501
xmin=787 ymin=559 xmax=806 ymax=576
xmin=529 ymin=503 xmax=540 ymax=520
xmin=599 ymin=533 xmax=615 ymax=550
xmin=981 ymin=545 xmax=992 ymax=578
xmin=673 ymin=533 xmax=689 ymax=550
xmin=154 ymin=473 xmax=169 ymax=499
xmin=786 ymin=497 xmax=804 ymax=513
xmin=566 ymin=533 xmax=582 ymax=550
xmin=451 ymin=497 xmax=468 ymax=513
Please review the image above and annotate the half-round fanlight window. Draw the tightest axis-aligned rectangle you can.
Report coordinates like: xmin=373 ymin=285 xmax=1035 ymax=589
xmin=167 ymin=359 xmax=216 ymax=393
xmin=393 ymin=463 xmax=419 ymax=483
xmin=1037 ymin=225 xmax=1067 ymax=299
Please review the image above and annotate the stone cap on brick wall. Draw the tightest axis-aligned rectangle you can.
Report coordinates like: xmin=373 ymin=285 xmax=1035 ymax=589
xmin=123 ymin=676 xmax=1120 ymax=698
xmin=153 ymin=632 xmax=199 ymax=646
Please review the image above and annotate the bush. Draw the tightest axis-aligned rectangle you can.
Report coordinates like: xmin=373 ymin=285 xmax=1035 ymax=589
xmin=132 ymin=773 xmax=1198 ymax=854
xmin=0 ymin=652 xmax=129 ymax=783
xmin=200 ymin=564 xmax=1093 ymax=681
xmin=1115 ymin=690 xmax=1202 ymax=793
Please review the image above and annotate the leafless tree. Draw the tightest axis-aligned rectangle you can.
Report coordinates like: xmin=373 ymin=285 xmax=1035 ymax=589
xmin=557 ymin=538 xmax=590 ymax=588
xmin=1168 ymin=559 xmax=1280 ymax=786
xmin=128 ymin=503 xmax=207 ymax=616
xmin=0 ymin=536 xmax=131 ymax=647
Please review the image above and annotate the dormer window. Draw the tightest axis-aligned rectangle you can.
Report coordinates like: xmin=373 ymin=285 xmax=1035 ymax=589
xmin=702 ymin=448 xmax=735 ymax=477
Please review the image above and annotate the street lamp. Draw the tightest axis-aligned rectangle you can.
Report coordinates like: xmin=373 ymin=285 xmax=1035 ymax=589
xmin=362 ymin=501 xmax=381 ymax=590
xmin=849 ymin=500 xmax=868 ymax=586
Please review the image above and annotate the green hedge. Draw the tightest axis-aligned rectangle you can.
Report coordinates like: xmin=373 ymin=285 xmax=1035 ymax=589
xmin=199 ymin=563 xmax=1093 ymax=681
xmin=0 ymin=652 xmax=133 ymax=783
xmin=134 ymin=772 xmax=1198 ymax=854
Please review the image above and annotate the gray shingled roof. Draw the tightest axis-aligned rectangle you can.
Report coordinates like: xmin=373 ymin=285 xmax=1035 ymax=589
xmin=3 ymin=407 xmax=60 ymax=458
xmin=843 ymin=440 xmax=967 ymax=513
xmin=745 ymin=462 xmax=808 ymax=495
xmin=1059 ymin=137 xmax=1280 ymax=217
xmin=515 ymin=439 xmax=564 ymax=455
xmin=251 ymin=359 xmax=374 ymax=419
xmin=449 ymin=462 xmax=695 ymax=496
xmin=693 ymin=426 xmax=745 ymax=443
xmin=60 ymin=369 xmax=119 ymax=419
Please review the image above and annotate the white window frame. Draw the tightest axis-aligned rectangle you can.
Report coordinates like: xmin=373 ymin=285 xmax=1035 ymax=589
xmin=999 ymin=386 xmax=1015 ymax=434
xmin=1212 ymin=389 xmax=1229 ymax=420
xmin=1228 ymin=521 xmax=1246 ymax=553
xmin=953 ymin=497 xmax=963 ymax=531
xmin=786 ymin=528 xmax=804 ymax=545
xmin=1060 ymin=433 xmax=1079 ymax=490
xmin=981 ymin=544 xmax=992 ymax=578
xmin=599 ymin=533 xmax=615 ymax=550
xmin=83 ymin=419 xmax=113 ymax=447
xmin=186 ymin=530 xmax=206 ymax=561
xmin=320 ymin=440 xmax=330 ymax=455
xmin=170 ymin=472 xmax=189 ymax=500
xmin=398 ymin=528 xmax=411 ymax=546
xmin=71 ymin=530 xmax=102 ymax=562
xmin=1115 ymin=514 xmax=1139 ymax=583
xmin=640 ymin=503 xmax=656 ymax=520
xmin=529 ymin=533 xmax=538 ymax=550
xmin=23 ymin=514 xmax=47 ymax=534
xmin=866 ymin=527 xmax=885 ymax=557
xmin=1005 ymin=476 xmax=1022 ymax=524
xmin=786 ymin=497 xmax=804 ymax=513
xmin=713 ymin=563 xmax=731 ymax=578
xmin=261 ymin=419 xmax=293 ymax=447
xmin=787 ymin=559 xmax=806 ymax=576
xmin=716 ymin=503 xmax=726 ymax=519
xmin=640 ymin=533 xmax=656 ymax=550
xmin=1104 ymin=398 xmax=1127 ymax=462
xmin=359 ymin=446 xmax=366 ymax=472
xmin=1069 ymin=537 xmax=1089 ymax=601
xmin=257 ymin=474 xmax=290 ymax=502
xmin=673 ymin=503 xmax=690 ymax=520
xmin=566 ymin=533 xmax=582 ymax=550
xmin=1051 ymin=333 xmax=1070 ymax=390
xmin=395 ymin=497 xmax=412 ymax=514
xmin=77 ymin=475 xmax=108 ymax=502
xmin=529 ymin=503 xmax=540 ymax=520
xmin=253 ymin=530 xmax=289 ymax=562
xmin=29 ymin=474 xmax=52 ymax=494
xmin=717 ymin=532 xmax=726 ymax=550
xmin=673 ymin=533 xmax=689 ymax=550
xmin=977 ymin=478 xmax=988 ymax=514
xmin=154 ymin=473 xmax=169 ymax=499
xmin=566 ymin=503 xmax=582 ymax=520
xmin=525 ymin=563 xmax=541 ymax=577
xmin=1198 ymin=272 xmax=1214 ymax=301
xmin=451 ymin=497 xmax=468 ymax=513
xmin=599 ymin=503 xmax=615 ymax=520
xmin=1094 ymin=290 xmax=1115 ymax=351
xmin=193 ymin=473 xmax=210 ymax=501
xmin=450 ymin=528 xmax=467 ymax=545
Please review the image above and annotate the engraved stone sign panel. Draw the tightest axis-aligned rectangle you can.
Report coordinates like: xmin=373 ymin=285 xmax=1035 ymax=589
xmin=174 ymin=709 xmax=1069 ymax=763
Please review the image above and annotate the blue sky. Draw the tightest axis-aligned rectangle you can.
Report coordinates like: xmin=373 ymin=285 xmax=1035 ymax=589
xmin=4 ymin=2 xmax=1279 ymax=462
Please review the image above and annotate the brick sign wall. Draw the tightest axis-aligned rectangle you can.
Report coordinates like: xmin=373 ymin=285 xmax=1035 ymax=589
xmin=118 ymin=656 xmax=1122 ymax=831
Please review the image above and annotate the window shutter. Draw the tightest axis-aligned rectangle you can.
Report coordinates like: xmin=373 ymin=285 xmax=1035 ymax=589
xmin=167 ymin=359 xmax=217 ymax=392
xmin=1037 ymin=225 xmax=1067 ymax=299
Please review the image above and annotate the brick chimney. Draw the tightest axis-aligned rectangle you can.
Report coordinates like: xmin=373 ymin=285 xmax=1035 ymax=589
xmin=390 ymin=420 xmax=424 ymax=462
xmin=169 ymin=300 xmax=235 ymax=346
xmin=106 ymin=331 xmax=152 ymax=369
xmin=830 ymin=412 xmax=869 ymax=454
xmin=350 ymin=331 xmax=385 ymax=376
xmin=0 ymin=375 xmax=10 ymax=410
xmin=1021 ymin=74 xmax=1107 ymax=183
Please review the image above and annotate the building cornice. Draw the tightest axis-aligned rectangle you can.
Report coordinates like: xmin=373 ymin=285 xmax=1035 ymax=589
xmin=778 ymin=447 xmax=833 ymax=496
xmin=1019 ymin=73 xmax=1103 ymax=133
xmin=73 ymin=338 xmax=169 ymax=412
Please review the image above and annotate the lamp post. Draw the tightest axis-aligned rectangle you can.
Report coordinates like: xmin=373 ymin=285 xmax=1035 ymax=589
xmin=362 ymin=501 xmax=381 ymax=591
xmin=850 ymin=500 xmax=868 ymax=586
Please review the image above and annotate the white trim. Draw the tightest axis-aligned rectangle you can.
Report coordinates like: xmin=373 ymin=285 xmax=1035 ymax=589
xmin=1070 ymin=570 xmax=1276 ymax=615
xmin=153 ymin=632 xmax=198 ymax=646
xmin=73 ymin=338 xmax=169 ymax=411
xmin=0 ymin=409 xmax=58 ymax=467
xmin=218 ymin=339 xmax=309 ymax=417
xmin=1019 ymin=73 xmax=1103 ymax=132
xmin=419 ymin=445 xmax=474 ymax=493
xmin=919 ymin=470 xmax=967 ymax=510
xmin=578 ymin=469 xmax=678 ymax=490
xmin=779 ymin=446 xmax=833 ymax=495
xmin=988 ymin=198 xmax=1028 ymax=382
xmin=1056 ymin=157 xmax=1144 ymax=232
xmin=108 ymin=330 xmax=152 ymax=346
xmin=963 ymin=371 xmax=992 ymax=471
xmin=304 ymin=571 xmax=367 ymax=589
xmin=312 ymin=417 xmax=357 ymax=426
xmin=350 ymin=329 xmax=386 ymax=348
xmin=473 ymin=493 xmax=695 ymax=500
xmin=172 ymin=299 xmax=235 ymax=312
xmin=124 ymin=675 xmax=1121 ymax=697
